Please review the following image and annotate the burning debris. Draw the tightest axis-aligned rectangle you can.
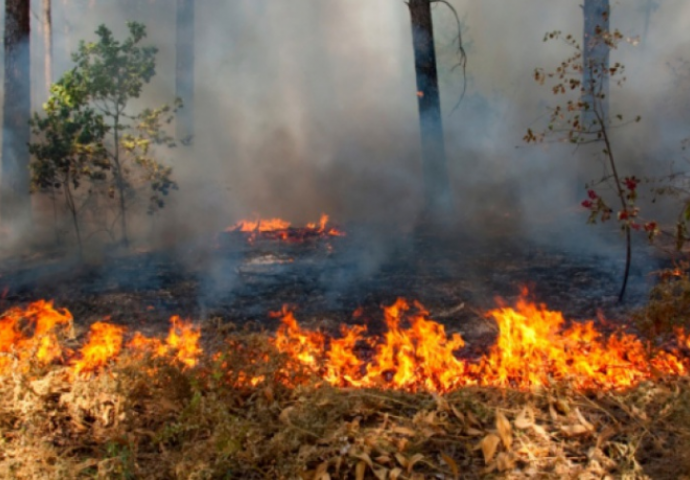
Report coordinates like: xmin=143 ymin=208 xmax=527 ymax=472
xmin=225 ymin=214 xmax=345 ymax=243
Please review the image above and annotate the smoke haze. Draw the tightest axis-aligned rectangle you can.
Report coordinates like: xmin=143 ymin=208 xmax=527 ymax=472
xmin=1 ymin=0 xmax=689 ymax=255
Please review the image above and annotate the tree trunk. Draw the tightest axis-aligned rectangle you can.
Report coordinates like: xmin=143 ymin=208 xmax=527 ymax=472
xmin=1 ymin=0 xmax=32 ymax=233
xmin=43 ymin=0 xmax=53 ymax=94
xmin=176 ymin=0 xmax=195 ymax=144
xmin=582 ymin=0 xmax=610 ymax=123
xmin=408 ymin=0 xmax=452 ymax=219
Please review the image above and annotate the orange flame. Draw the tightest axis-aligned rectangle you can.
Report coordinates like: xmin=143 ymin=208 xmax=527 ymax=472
xmin=0 ymin=300 xmax=73 ymax=373
xmin=272 ymin=295 xmax=689 ymax=392
xmin=225 ymin=214 xmax=345 ymax=242
xmin=2 ymin=294 xmax=689 ymax=393
xmin=72 ymin=321 xmax=125 ymax=375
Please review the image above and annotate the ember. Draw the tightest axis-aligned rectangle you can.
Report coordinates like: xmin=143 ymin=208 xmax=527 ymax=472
xmin=225 ymin=214 xmax=345 ymax=243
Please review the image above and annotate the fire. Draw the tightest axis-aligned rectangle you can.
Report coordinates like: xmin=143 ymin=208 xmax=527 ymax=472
xmin=1 ymin=293 xmax=689 ymax=392
xmin=0 ymin=301 xmax=202 ymax=377
xmin=72 ymin=321 xmax=125 ymax=375
xmin=0 ymin=300 xmax=73 ymax=373
xmin=225 ymin=214 xmax=345 ymax=242
xmin=271 ymin=295 xmax=689 ymax=392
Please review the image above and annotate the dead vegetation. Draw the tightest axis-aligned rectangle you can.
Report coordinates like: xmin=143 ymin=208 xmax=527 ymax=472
xmin=2 ymin=320 xmax=690 ymax=480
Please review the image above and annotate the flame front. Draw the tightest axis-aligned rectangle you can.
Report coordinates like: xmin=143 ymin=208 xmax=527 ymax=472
xmin=272 ymin=295 xmax=689 ymax=392
xmin=1 ymin=294 xmax=689 ymax=392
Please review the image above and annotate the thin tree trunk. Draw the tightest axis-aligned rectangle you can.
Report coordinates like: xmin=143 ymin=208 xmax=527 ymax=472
xmin=582 ymin=0 xmax=610 ymax=123
xmin=176 ymin=0 xmax=194 ymax=144
xmin=1 ymin=0 xmax=32 ymax=234
xmin=43 ymin=0 xmax=53 ymax=94
xmin=408 ymin=0 xmax=452 ymax=219
xmin=113 ymin=112 xmax=129 ymax=247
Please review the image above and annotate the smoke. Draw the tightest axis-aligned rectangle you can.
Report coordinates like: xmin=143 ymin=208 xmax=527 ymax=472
xmin=1 ymin=0 xmax=689 ymax=302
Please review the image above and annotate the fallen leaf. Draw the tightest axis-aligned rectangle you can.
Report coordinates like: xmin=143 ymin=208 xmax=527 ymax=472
xmin=441 ymin=453 xmax=459 ymax=480
xmin=514 ymin=407 xmax=534 ymax=430
xmin=355 ymin=461 xmax=366 ymax=480
xmin=480 ymin=433 xmax=501 ymax=464
xmin=496 ymin=410 xmax=512 ymax=450
xmin=496 ymin=452 xmax=515 ymax=472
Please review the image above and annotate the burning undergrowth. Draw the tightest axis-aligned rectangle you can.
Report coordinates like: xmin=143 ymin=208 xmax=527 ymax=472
xmin=2 ymin=294 xmax=690 ymax=478
xmin=224 ymin=214 xmax=346 ymax=244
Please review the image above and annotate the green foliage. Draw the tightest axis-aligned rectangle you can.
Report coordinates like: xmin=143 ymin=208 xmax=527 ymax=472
xmin=29 ymin=22 xmax=180 ymax=250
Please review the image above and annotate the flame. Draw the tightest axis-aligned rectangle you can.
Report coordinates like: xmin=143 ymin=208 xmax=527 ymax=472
xmin=0 ymin=300 xmax=73 ymax=373
xmin=72 ymin=321 xmax=125 ymax=375
xmin=2 ymin=294 xmax=689 ymax=392
xmin=272 ymin=294 xmax=689 ymax=392
xmin=225 ymin=214 xmax=345 ymax=242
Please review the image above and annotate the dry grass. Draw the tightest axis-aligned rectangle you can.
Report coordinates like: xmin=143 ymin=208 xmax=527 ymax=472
xmin=2 ymin=327 xmax=690 ymax=480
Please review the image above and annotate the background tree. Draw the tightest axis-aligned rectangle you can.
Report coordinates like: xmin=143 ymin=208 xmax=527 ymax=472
xmin=408 ymin=0 xmax=452 ymax=219
xmin=582 ymin=0 xmax=610 ymax=123
xmin=43 ymin=0 xmax=53 ymax=94
xmin=30 ymin=22 xmax=180 ymax=249
xmin=176 ymin=0 xmax=194 ymax=145
xmin=29 ymin=73 xmax=109 ymax=254
xmin=1 ymin=0 xmax=32 ymax=234
xmin=68 ymin=22 xmax=178 ymax=246
xmin=525 ymin=28 xmax=642 ymax=302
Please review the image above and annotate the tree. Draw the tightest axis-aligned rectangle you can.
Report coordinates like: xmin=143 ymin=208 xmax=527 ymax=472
xmin=30 ymin=23 xmax=180 ymax=250
xmin=1 ymin=0 xmax=32 ymax=234
xmin=29 ymin=74 xmax=109 ymax=254
xmin=407 ymin=0 xmax=452 ymax=218
xmin=176 ymin=0 xmax=195 ymax=144
xmin=582 ymin=0 xmax=610 ymax=123
xmin=525 ymin=28 xmax=641 ymax=302
xmin=43 ymin=0 xmax=53 ymax=94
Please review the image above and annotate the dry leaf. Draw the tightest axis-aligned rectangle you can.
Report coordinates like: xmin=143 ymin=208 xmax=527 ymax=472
xmin=466 ymin=427 xmax=484 ymax=437
xmin=395 ymin=453 xmax=408 ymax=469
xmin=497 ymin=452 xmax=515 ymax=472
xmin=514 ymin=407 xmax=535 ymax=430
xmin=495 ymin=410 xmax=512 ymax=450
xmin=279 ymin=406 xmax=294 ymax=424
xmin=406 ymin=453 xmax=424 ymax=473
xmin=390 ymin=467 xmax=403 ymax=479
xmin=480 ymin=433 xmax=501 ymax=464
xmin=574 ymin=408 xmax=594 ymax=432
xmin=392 ymin=426 xmax=416 ymax=437
xmin=560 ymin=424 xmax=591 ymax=437
xmin=373 ymin=467 xmax=389 ymax=480
xmin=441 ymin=453 xmax=459 ymax=480
xmin=355 ymin=461 xmax=366 ymax=480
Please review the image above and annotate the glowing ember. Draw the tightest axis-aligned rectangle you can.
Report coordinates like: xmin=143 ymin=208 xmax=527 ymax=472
xmin=0 ymin=300 xmax=73 ymax=373
xmin=225 ymin=214 xmax=345 ymax=242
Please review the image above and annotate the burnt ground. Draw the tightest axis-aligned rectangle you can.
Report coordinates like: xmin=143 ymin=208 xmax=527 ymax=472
xmin=0 ymin=222 xmax=668 ymax=348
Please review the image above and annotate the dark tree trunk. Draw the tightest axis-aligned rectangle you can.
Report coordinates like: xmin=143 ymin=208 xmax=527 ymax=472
xmin=408 ymin=0 xmax=452 ymax=218
xmin=1 ymin=0 xmax=32 ymax=232
xmin=582 ymin=0 xmax=610 ymax=123
xmin=176 ymin=0 xmax=195 ymax=144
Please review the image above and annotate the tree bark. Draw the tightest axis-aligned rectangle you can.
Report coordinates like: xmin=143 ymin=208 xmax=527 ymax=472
xmin=43 ymin=0 xmax=53 ymax=94
xmin=582 ymin=0 xmax=610 ymax=123
xmin=1 ymin=0 xmax=32 ymax=232
xmin=176 ymin=0 xmax=195 ymax=144
xmin=408 ymin=0 xmax=452 ymax=219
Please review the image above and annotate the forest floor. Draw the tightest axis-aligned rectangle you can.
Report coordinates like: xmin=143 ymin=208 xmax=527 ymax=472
xmin=1 ymin=223 xmax=689 ymax=479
